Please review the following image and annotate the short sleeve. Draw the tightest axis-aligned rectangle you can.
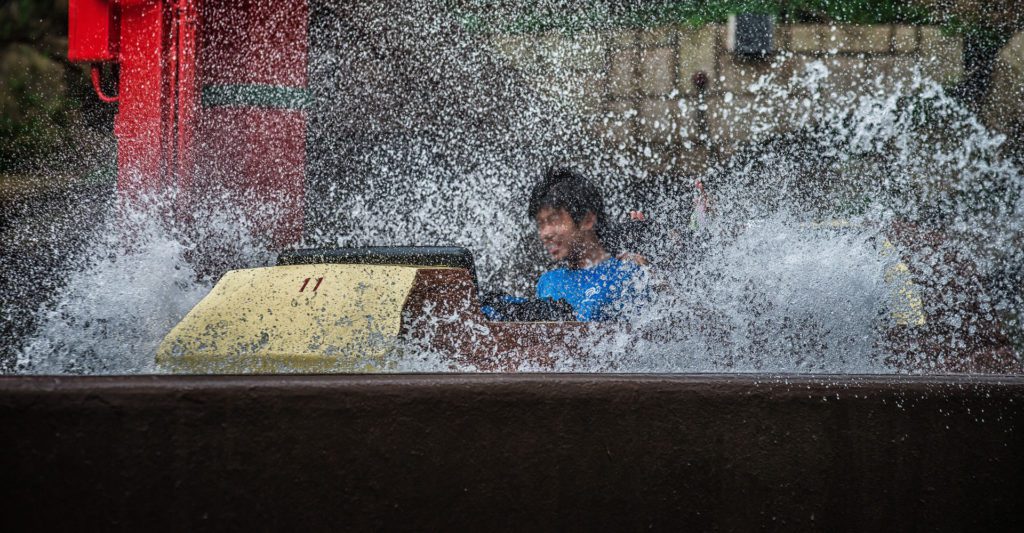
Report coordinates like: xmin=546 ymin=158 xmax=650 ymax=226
xmin=536 ymin=271 xmax=555 ymax=299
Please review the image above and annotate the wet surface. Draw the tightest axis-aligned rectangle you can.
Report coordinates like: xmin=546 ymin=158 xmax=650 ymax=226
xmin=0 ymin=182 xmax=114 ymax=371
xmin=1 ymin=2 xmax=1022 ymax=374
xmin=2 ymin=373 xmax=1022 ymax=530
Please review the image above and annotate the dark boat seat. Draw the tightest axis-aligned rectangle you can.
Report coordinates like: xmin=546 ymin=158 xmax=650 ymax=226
xmin=277 ymin=246 xmax=574 ymax=322
xmin=277 ymin=246 xmax=479 ymax=288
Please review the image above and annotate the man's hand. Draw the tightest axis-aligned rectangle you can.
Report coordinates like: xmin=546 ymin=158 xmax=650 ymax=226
xmin=617 ymin=251 xmax=649 ymax=266
xmin=619 ymin=211 xmax=650 ymax=265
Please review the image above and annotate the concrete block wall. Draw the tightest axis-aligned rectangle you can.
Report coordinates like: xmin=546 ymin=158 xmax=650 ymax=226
xmin=490 ymin=24 xmax=965 ymax=173
xmin=983 ymin=31 xmax=1024 ymax=151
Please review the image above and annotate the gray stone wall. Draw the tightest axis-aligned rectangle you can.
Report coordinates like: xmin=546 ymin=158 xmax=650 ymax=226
xmin=490 ymin=24 xmax=965 ymax=173
xmin=984 ymin=31 xmax=1024 ymax=156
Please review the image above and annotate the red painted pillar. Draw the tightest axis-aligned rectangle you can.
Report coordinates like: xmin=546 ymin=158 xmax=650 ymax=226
xmin=173 ymin=0 xmax=199 ymax=193
xmin=193 ymin=0 xmax=308 ymax=247
xmin=69 ymin=0 xmax=308 ymax=248
xmin=70 ymin=0 xmax=174 ymax=193
xmin=114 ymin=0 xmax=171 ymax=193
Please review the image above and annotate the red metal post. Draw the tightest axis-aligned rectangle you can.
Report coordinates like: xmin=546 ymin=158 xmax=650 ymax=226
xmin=69 ymin=1 xmax=165 ymax=191
xmin=68 ymin=0 xmax=119 ymax=62
xmin=172 ymin=0 xmax=199 ymax=192
xmin=68 ymin=0 xmax=308 ymax=248
xmin=112 ymin=0 xmax=172 ymax=194
xmin=195 ymin=0 xmax=308 ymax=247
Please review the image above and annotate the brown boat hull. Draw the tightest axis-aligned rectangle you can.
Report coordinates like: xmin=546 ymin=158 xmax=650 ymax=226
xmin=2 ymin=373 xmax=1022 ymax=530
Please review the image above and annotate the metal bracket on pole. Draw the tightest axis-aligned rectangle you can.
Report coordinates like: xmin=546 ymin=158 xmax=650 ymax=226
xmin=90 ymin=63 xmax=120 ymax=103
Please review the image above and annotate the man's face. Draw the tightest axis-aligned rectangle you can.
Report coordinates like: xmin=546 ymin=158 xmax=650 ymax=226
xmin=536 ymin=206 xmax=593 ymax=262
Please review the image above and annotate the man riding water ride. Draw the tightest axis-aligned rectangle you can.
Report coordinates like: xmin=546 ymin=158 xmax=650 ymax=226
xmin=527 ymin=167 xmax=648 ymax=321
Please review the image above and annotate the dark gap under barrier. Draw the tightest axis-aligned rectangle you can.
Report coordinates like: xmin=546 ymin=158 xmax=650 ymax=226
xmin=2 ymin=374 xmax=1022 ymax=530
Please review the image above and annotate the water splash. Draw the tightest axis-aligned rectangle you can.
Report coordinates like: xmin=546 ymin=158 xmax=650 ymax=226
xmin=380 ymin=52 xmax=1022 ymax=372
xmin=3 ymin=2 xmax=1022 ymax=374
xmin=13 ymin=192 xmax=276 ymax=374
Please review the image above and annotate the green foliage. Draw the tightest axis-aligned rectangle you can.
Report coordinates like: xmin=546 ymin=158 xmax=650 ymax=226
xmin=603 ymin=0 xmax=933 ymax=29
xmin=450 ymin=0 xmax=936 ymax=34
xmin=0 ymin=0 xmax=67 ymax=45
xmin=0 ymin=45 xmax=78 ymax=172
xmin=0 ymin=1 xmax=91 ymax=173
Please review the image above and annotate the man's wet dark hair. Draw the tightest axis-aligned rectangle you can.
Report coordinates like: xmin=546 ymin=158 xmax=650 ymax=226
xmin=528 ymin=167 xmax=607 ymax=240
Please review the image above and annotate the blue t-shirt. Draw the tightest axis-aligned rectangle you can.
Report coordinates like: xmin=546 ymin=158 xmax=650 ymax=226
xmin=536 ymin=257 xmax=645 ymax=321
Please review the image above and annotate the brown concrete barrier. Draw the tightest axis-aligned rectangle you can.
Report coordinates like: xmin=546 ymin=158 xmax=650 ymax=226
xmin=2 ymin=374 xmax=1022 ymax=530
